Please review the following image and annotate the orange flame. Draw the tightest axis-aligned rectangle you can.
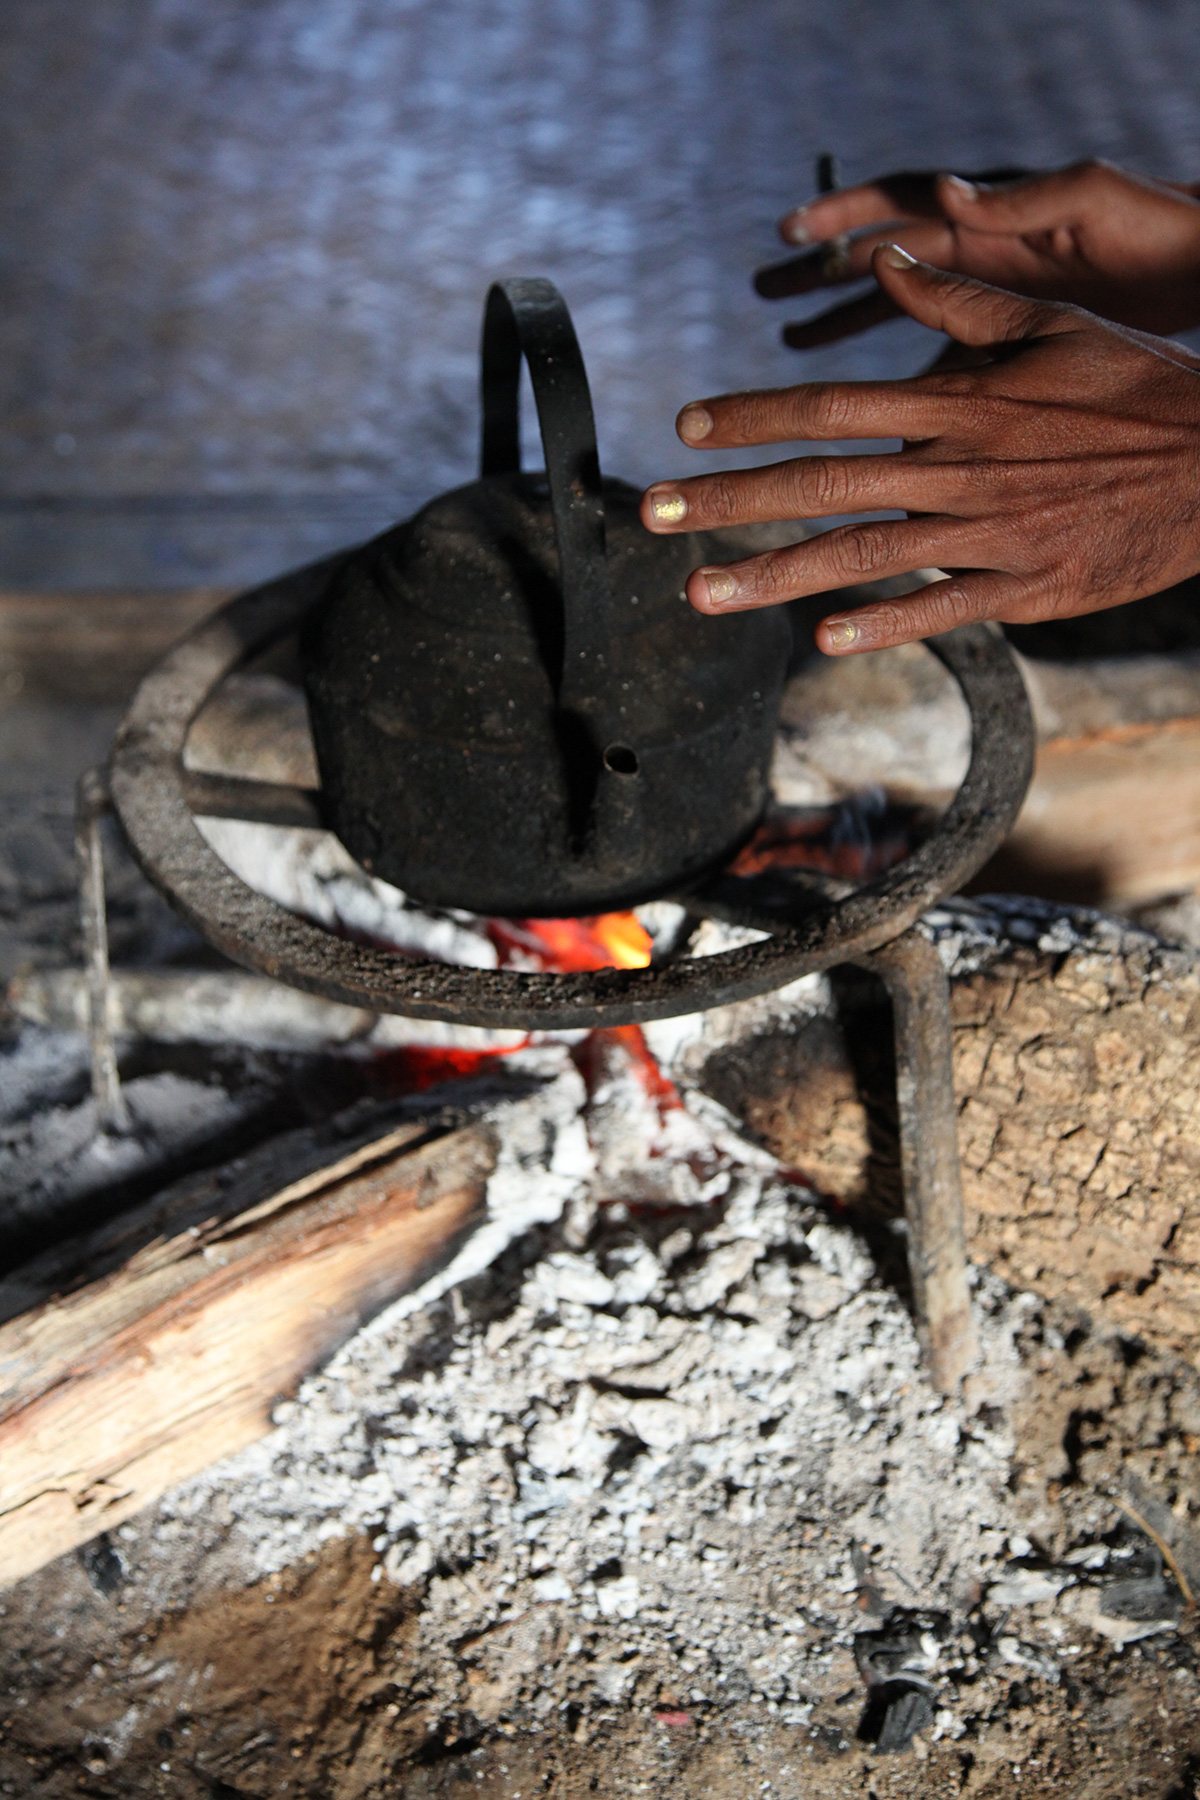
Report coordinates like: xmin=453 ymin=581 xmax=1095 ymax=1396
xmin=587 ymin=911 xmax=655 ymax=970
xmin=728 ymin=806 xmax=914 ymax=883
xmin=487 ymin=910 xmax=652 ymax=973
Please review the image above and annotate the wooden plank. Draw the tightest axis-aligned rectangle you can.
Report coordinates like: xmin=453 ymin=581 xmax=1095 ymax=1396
xmin=0 ymin=1123 xmax=495 ymax=1589
xmin=0 ymin=589 xmax=232 ymax=703
xmin=975 ymin=717 xmax=1200 ymax=906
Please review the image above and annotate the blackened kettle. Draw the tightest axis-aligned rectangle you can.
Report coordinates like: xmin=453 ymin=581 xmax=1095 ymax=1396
xmin=302 ymin=279 xmax=789 ymax=917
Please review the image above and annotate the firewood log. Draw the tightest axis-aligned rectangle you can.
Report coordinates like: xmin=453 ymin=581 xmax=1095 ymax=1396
xmin=0 ymin=1121 xmax=495 ymax=1588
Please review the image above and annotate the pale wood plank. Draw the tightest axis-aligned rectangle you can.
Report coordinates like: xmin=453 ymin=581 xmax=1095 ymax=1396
xmin=0 ymin=1124 xmax=495 ymax=1589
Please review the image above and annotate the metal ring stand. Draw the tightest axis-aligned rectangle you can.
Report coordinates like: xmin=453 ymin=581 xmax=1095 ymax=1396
xmin=78 ymin=559 xmax=1036 ymax=1388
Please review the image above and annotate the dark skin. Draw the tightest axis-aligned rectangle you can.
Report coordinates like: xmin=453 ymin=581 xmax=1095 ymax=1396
xmin=639 ymin=161 xmax=1200 ymax=655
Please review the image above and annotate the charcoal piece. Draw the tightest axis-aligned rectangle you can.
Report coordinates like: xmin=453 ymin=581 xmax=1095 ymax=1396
xmin=1100 ymin=1574 xmax=1184 ymax=1623
xmin=857 ymin=1679 xmax=935 ymax=1752
xmin=806 ymin=1722 xmax=851 ymax=1757
xmin=853 ymin=1606 xmax=950 ymax=1684
xmin=78 ymin=1531 xmax=125 ymax=1597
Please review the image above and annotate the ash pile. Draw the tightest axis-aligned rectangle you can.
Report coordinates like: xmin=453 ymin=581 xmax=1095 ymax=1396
xmin=7 ymin=910 xmax=1199 ymax=1783
xmin=152 ymin=1042 xmax=1048 ymax=1752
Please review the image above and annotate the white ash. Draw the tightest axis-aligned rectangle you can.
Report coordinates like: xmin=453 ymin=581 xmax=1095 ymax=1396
xmin=0 ymin=1044 xmax=276 ymax=1241
xmin=918 ymin=892 xmax=1194 ymax=979
xmin=10 ymin=965 xmax=536 ymax=1055
xmin=195 ymin=816 xmax=502 ymax=969
xmin=149 ymin=1031 xmax=1043 ymax=1731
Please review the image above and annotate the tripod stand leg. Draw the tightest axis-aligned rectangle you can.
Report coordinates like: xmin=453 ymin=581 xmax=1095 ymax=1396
xmin=76 ymin=766 xmax=130 ymax=1135
xmin=861 ymin=928 xmax=976 ymax=1392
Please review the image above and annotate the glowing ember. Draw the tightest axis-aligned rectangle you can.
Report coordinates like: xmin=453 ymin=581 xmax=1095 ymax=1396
xmin=728 ymin=794 xmax=920 ymax=884
xmin=575 ymin=1022 xmax=683 ymax=1120
xmin=374 ymin=792 xmax=915 ymax=1102
xmin=486 ymin=910 xmax=653 ymax=973
xmin=376 ymin=1043 xmax=514 ymax=1093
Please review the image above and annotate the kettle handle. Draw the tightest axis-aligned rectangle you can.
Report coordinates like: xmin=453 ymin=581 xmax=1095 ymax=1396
xmin=480 ymin=280 xmax=613 ymax=722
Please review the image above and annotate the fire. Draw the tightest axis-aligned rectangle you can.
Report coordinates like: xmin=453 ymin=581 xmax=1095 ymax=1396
xmin=728 ymin=796 xmax=918 ymax=884
xmin=376 ymin=793 xmax=918 ymax=1109
xmin=575 ymin=1021 xmax=682 ymax=1116
xmin=377 ymin=1044 xmax=512 ymax=1093
xmin=486 ymin=910 xmax=652 ymax=972
xmin=380 ymin=910 xmax=655 ymax=1100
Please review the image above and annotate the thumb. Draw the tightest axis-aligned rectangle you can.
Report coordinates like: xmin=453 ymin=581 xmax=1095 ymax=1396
xmin=871 ymin=242 xmax=1072 ymax=346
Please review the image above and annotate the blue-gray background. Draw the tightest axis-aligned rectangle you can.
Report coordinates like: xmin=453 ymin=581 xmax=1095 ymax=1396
xmin=3 ymin=0 xmax=1199 ymax=587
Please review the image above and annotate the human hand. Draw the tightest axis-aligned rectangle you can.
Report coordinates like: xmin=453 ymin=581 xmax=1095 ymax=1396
xmin=640 ymin=247 xmax=1200 ymax=655
xmin=756 ymin=161 xmax=1200 ymax=345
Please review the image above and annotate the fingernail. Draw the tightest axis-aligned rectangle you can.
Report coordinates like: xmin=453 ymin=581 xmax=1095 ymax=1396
xmin=826 ymin=618 xmax=860 ymax=650
xmin=781 ymin=213 xmax=811 ymax=244
xmin=700 ymin=569 xmax=739 ymax=606
xmin=677 ymin=403 xmax=713 ymax=442
xmin=944 ymin=174 xmax=978 ymax=200
xmin=649 ymin=488 xmax=688 ymax=525
xmin=878 ymin=242 xmax=918 ymax=270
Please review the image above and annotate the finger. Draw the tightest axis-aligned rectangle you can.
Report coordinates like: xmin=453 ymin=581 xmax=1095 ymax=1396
xmin=934 ymin=161 xmax=1119 ymax=234
xmin=779 ymin=168 xmax=1035 ymax=244
xmin=782 ymin=287 xmax=901 ymax=348
xmin=681 ymin=517 xmax=992 ymax=613
xmin=642 ymin=453 xmax=990 ymax=535
xmin=666 ymin=377 xmax=961 ymax=452
xmin=755 ymin=242 xmax=876 ymax=299
xmin=779 ymin=179 xmax=931 ymax=245
xmin=871 ymin=242 xmax=1075 ymax=345
xmin=756 ymin=220 xmax=955 ymax=297
xmin=815 ymin=569 xmax=1032 ymax=653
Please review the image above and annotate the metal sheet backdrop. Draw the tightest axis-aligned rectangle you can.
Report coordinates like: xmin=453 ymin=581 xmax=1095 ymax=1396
xmin=2 ymin=0 xmax=1200 ymax=588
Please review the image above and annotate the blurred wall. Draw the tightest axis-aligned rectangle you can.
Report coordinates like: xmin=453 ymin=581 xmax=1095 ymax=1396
xmin=2 ymin=0 xmax=1200 ymax=587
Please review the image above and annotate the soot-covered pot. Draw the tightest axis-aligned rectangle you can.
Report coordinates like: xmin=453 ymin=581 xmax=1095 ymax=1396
xmin=302 ymin=278 xmax=790 ymax=917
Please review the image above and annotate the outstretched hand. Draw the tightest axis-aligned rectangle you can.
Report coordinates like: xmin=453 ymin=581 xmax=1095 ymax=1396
xmin=640 ymin=247 xmax=1200 ymax=655
xmin=757 ymin=161 xmax=1200 ymax=346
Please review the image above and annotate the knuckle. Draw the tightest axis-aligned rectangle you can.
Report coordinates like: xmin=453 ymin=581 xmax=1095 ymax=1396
xmin=828 ymin=522 xmax=895 ymax=577
xmin=793 ymin=456 xmax=853 ymax=512
xmin=1042 ymin=554 xmax=1085 ymax=603
xmin=927 ymin=369 xmax=977 ymax=399
xmin=699 ymin=473 xmax=745 ymax=523
xmin=903 ymin=580 xmax=980 ymax=637
xmin=729 ymin=392 xmax=771 ymax=442
xmin=755 ymin=549 xmax=805 ymax=597
xmin=867 ymin=598 xmax=921 ymax=639
xmin=1019 ymin=569 xmax=1072 ymax=619
xmin=928 ymin=580 xmax=981 ymax=625
xmin=700 ymin=394 xmax=746 ymax=444
xmin=751 ymin=387 xmax=806 ymax=443
xmin=961 ymin=455 xmax=1027 ymax=503
xmin=714 ymin=386 xmax=803 ymax=446
xmin=802 ymin=382 xmax=855 ymax=437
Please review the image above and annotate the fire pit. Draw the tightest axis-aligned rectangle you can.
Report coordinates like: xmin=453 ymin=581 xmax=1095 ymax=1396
xmin=71 ymin=281 xmax=1035 ymax=1388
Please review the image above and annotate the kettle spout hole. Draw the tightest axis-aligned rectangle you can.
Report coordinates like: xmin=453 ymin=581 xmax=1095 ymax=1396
xmin=603 ymin=743 xmax=639 ymax=777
